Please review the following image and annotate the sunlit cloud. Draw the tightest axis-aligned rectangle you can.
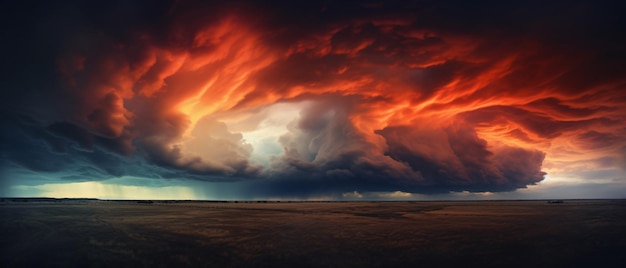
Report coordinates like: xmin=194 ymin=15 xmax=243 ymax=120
xmin=342 ymin=191 xmax=364 ymax=199
xmin=1 ymin=0 xmax=625 ymax=199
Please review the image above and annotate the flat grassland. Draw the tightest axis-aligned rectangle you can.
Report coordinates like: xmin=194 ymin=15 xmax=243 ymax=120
xmin=1 ymin=200 xmax=625 ymax=267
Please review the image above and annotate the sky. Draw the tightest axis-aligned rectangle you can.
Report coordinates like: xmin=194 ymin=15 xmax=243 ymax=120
xmin=1 ymin=0 xmax=625 ymax=200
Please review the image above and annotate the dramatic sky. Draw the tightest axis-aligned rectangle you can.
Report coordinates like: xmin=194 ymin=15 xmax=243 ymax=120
xmin=1 ymin=0 xmax=625 ymax=200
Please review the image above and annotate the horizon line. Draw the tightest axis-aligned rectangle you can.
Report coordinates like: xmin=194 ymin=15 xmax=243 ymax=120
xmin=2 ymin=197 xmax=624 ymax=202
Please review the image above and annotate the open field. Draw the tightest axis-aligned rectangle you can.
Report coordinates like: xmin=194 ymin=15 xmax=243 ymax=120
xmin=1 ymin=200 xmax=625 ymax=267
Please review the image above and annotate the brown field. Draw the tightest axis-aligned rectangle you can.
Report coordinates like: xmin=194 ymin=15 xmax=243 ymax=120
xmin=1 ymin=200 xmax=625 ymax=267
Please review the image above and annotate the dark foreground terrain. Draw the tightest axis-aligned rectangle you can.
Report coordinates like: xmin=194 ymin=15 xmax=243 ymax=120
xmin=1 ymin=200 xmax=625 ymax=267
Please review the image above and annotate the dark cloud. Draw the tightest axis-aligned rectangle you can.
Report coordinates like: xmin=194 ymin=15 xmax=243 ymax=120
xmin=0 ymin=112 xmax=122 ymax=182
xmin=0 ymin=110 xmax=235 ymax=187
xmin=376 ymin=123 xmax=545 ymax=193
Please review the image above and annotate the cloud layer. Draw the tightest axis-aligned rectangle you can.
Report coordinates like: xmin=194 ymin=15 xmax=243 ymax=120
xmin=1 ymin=0 xmax=625 ymax=198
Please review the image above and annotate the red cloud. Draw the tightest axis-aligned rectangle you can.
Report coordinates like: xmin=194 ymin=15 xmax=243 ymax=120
xmin=28 ymin=0 xmax=625 ymax=194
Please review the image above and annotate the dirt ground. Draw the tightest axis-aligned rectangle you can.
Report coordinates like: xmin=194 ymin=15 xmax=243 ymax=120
xmin=1 ymin=200 xmax=625 ymax=267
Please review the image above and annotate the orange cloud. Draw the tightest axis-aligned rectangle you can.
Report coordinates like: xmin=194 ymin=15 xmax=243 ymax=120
xmin=19 ymin=0 xmax=622 ymax=195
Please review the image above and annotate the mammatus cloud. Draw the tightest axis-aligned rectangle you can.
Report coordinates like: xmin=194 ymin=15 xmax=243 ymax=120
xmin=1 ymin=0 xmax=625 ymax=198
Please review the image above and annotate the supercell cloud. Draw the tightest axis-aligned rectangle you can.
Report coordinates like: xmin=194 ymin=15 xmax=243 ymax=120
xmin=1 ymin=0 xmax=625 ymax=198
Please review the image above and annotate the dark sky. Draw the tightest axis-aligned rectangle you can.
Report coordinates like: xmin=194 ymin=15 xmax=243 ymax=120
xmin=1 ymin=0 xmax=625 ymax=199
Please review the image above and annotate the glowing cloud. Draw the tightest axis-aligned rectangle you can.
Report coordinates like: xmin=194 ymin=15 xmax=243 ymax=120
xmin=1 ymin=0 xmax=625 ymax=199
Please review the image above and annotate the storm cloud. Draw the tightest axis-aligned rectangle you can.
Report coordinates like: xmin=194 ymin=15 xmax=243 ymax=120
xmin=1 ymin=0 xmax=625 ymax=198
